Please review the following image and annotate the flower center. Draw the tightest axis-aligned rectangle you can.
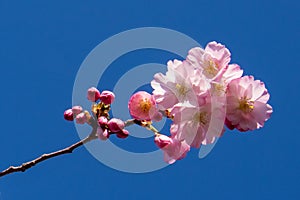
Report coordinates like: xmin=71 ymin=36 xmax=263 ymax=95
xmin=204 ymin=60 xmax=218 ymax=77
xmin=176 ymin=83 xmax=188 ymax=97
xmin=238 ymin=97 xmax=254 ymax=112
xmin=139 ymin=98 xmax=152 ymax=113
xmin=211 ymin=82 xmax=225 ymax=96
xmin=199 ymin=112 xmax=209 ymax=125
xmin=194 ymin=111 xmax=209 ymax=126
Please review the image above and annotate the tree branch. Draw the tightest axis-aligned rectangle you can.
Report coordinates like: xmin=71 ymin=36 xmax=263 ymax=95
xmin=0 ymin=129 xmax=98 ymax=178
xmin=0 ymin=119 xmax=157 ymax=178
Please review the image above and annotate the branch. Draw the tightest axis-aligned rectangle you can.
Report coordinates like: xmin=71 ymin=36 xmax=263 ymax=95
xmin=0 ymin=119 xmax=157 ymax=178
xmin=0 ymin=129 xmax=98 ymax=178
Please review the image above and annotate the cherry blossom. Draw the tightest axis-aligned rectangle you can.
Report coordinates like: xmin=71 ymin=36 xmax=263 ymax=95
xmin=62 ymin=41 xmax=273 ymax=165
xmin=128 ymin=91 xmax=162 ymax=121
xmin=226 ymin=76 xmax=273 ymax=131
xmin=151 ymin=59 xmax=203 ymax=110
xmin=170 ymin=101 xmax=212 ymax=148
xmin=154 ymin=134 xmax=190 ymax=164
xmin=187 ymin=41 xmax=231 ymax=80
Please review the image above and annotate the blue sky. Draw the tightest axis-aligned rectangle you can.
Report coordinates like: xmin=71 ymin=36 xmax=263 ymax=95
xmin=0 ymin=0 xmax=299 ymax=199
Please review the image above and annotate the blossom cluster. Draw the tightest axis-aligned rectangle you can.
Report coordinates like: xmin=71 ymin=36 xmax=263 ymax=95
xmin=64 ymin=41 xmax=273 ymax=164
xmin=130 ymin=41 xmax=272 ymax=163
xmin=64 ymin=87 xmax=129 ymax=139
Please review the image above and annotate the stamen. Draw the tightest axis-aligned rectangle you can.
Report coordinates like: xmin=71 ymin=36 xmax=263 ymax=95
xmin=139 ymin=98 xmax=152 ymax=113
xmin=176 ymin=83 xmax=188 ymax=96
xmin=204 ymin=60 xmax=218 ymax=76
xmin=238 ymin=97 xmax=254 ymax=112
xmin=194 ymin=111 xmax=209 ymax=126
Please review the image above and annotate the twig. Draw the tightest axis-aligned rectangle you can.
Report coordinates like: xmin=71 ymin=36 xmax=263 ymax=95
xmin=0 ymin=129 xmax=98 ymax=178
xmin=0 ymin=119 xmax=159 ymax=178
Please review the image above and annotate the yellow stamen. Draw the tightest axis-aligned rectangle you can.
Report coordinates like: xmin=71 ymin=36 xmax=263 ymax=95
xmin=176 ymin=83 xmax=188 ymax=96
xmin=204 ymin=60 xmax=218 ymax=76
xmin=194 ymin=111 xmax=209 ymax=126
xmin=199 ymin=112 xmax=209 ymax=125
xmin=238 ymin=97 xmax=254 ymax=112
xmin=139 ymin=98 xmax=152 ymax=113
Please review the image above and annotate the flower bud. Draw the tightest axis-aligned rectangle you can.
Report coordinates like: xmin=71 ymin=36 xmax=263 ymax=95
xmin=87 ymin=87 xmax=101 ymax=102
xmin=108 ymin=118 xmax=125 ymax=132
xmin=155 ymin=135 xmax=190 ymax=164
xmin=154 ymin=134 xmax=172 ymax=149
xmin=75 ymin=112 xmax=87 ymax=124
xmin=116 ymin=129 xmax=129 ymax=139
xmin=64 ymin=109 xmax=74 ymax=121
xmin=128 ymin=91 xmax=161 ymax=121
xmin=98 ymin=116 xmax=108 ymax=128
xmin=100 ymin=90 xmax=115 ymax=104
xmin=72 ymin=106 xmax=83 ymax=115
xmin=97 ymin=127 xmax=109 ymax=140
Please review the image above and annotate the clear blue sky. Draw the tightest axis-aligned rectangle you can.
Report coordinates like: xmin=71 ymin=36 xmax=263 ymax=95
xmin=0 ymin=0 xmax=299 ymax=199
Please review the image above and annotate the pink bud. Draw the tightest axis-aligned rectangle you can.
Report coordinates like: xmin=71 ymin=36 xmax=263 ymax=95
xmin=116 ymin=129 xmax=129 ymax=139
xmin=98 ymin=116 xmax=108 ymax=127
xmin=87 ymin=87 xmax=101 ymax=102
xmin=100 ymin=90 xmax=115 ymax=104
xmin=107 ymin=118 xmax=125 ymax=132
xmin=75 ymin=112 xmax=87 ymax=124
xmin=154 ymin=134 xmax=172 ymax=149
xmin=128 ymin=91 xmax=161 ymax=121
xmin=97 ymin=127 xmax=109 ymax=140
xmin=72 ymin=106 xmax=83 ymax=115
xmin=64 ymin=109 xmax=74 ymax=121
xmin=155 ymin=136 xmax=190 ymax=164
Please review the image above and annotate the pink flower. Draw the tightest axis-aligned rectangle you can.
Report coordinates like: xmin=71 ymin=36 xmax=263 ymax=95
xmin=226 ymin=76 xmax=273 ymax=131
xmin=75 ymin=112 xmax=87 ymax=124
xmin=154 ymin=134 xmax=190 ymax=164
xmin=128 ymin=91 xmax=162 ymax=121
xmin=100 ymin=90 xmax=115 ymax=104
xmin=97 ymin=127 xmax=109 ymax=140
xmin=170 ymin=101 xmax=212 ymax=148
xmin=209 ymin=64 xmax=243 ymax=96
xmin=187 ymin=41 xmax=231 ymax=80
xmin=151 ymin=59 xmax=209 ymax=110
xmin=87 ymin=87 xmax=101 ymax=102
xmin=71 ymin=106 xmax=83 ymax=115
xmin=64 ymin=109 xmax=74 ymax=121
xmin=107 ymin=118 xmax=125 ymax=132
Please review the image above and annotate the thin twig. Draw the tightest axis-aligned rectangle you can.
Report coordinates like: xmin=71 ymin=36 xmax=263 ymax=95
xmin=0 ymin=129 xmax=98 ymax=178
xmin=0 ymin=119 xmax=159 ymax=178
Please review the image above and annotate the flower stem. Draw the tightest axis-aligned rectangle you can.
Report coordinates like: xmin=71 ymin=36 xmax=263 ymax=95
xmin=124 ymin=119 xmax=160 ymax=135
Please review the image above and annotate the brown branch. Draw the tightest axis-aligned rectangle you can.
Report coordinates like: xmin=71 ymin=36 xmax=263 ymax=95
xmin=0 ymin=129 xmax=98 ymax=178
xmin=0 ymin=119 xmax=156 ymax=178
